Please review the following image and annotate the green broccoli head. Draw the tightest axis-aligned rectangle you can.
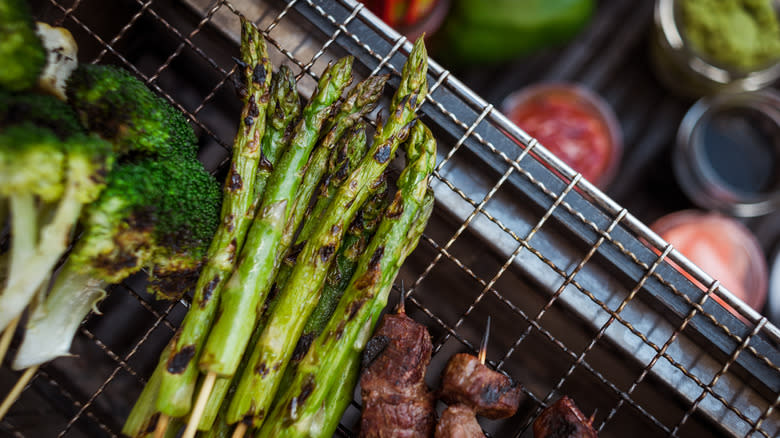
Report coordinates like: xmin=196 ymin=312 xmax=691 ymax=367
xmin=66 ymin=64 xmax=198 ymax=160
xmin=0 ymin=0 xmax=46 ymax=91
xmin=71 ymin=157 xmax=220 ymax=290
xmin=0 ymin=122 xmax=64 ymax=201
xmin=0 ymin=91 xmax=84 ymax=139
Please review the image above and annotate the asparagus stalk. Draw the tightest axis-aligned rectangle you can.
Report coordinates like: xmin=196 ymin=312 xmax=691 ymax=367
xmin=277 ymin=177 xmax=389 ymax=395
xmin=198 ymin=56 xmax=353 ymax=377
xmin=252 ymin=65 xmax=301 ymax=205
xmin=153 ymin=18 xmax=274 ymax=418
xmin=122 ymin=340 xmax=174 ymax=437
xmin=293 ymin=74 xmax=389 ymax=243
xmin=196 ymin=125 xmax=371 ymax=431
xmin=256 ymin=121 xmax=436 ymax=438
xmin=225 ymin=38 xmax=428 ymax=429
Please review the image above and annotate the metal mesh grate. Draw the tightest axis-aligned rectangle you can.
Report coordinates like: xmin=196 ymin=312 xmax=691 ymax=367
xmin=2 ymin=0 xmax=778 ymax=436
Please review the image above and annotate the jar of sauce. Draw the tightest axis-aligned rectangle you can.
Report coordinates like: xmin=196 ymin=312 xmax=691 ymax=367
xmin=651 ymin=210 xmax=768 ymax=314
xmin=674 ymin=90 xmax=780 ymax=217
xmin=502 ymin=83 xmax=622 ymax=189
xmin=650 ymin=0 xmax=780 ymax=97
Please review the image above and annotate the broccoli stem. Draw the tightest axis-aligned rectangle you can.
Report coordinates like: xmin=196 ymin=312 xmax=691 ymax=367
xmin=225 ymin=39 xmax=428 ymax=429
xmin=11 ymin=257 xmax=108 ymax=370
xmin=256 ymin=122 xmax=436 ymax=438
xmin=198 ymin=56 xmax=353 ymax=377
xmin=0 ymin=194 xmax=37 ymax=331
xmin=155 ymin=18 xmax=274 ymax=418
xmin=0 ymin=180 xmax=91 ymax=331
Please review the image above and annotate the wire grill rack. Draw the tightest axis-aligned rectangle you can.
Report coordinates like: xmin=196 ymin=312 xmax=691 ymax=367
xmin=3 ymin=0 xmax=779 ymax=436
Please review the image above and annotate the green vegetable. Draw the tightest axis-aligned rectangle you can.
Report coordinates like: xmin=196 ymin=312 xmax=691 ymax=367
xmin=198 ymin=56 xmax=353 ymax=377
xmin=252 ymin=65 xmax=301 ymax=204
xmin=0 ymin=93 xmax=114 ymax=332
xmin=0 ymin=0 xmax=46 ymax=91
xmin=432 ymin=0 xmax=595 ymax=64
xmin=256 ymin=122 xmax=436 ymax=437
xmin=122 ymin=340 xmax=173 ymax=438
xmin=155 ymin=18 xmax=274 ymax=418
xmin=66 ymin=64 xmax=198 ymax=159
xmin=225 ymin=37 xmax=428 ymax=429
xmin=277 ymin=175 xmax=389 ymax=395
xmin=12 ymin=157 xmax=221 ymax=369
xmin=681 ymin=0 xmax=780 ymax=70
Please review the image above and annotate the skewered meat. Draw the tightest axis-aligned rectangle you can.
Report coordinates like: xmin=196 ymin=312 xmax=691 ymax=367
xmin=533 ymin=396 xmax=597 ymax=438
xmin=359 ymin=311 xmax=436 ymax=437
xmin=439 ymin=353 xmax=522 ymax=419
xmin=435 ymin=404 xmax=485 ymax=438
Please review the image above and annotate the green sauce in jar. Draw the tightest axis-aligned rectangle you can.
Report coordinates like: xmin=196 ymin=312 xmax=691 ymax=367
xmin=680 ymin=0 xmax=780 ymax=71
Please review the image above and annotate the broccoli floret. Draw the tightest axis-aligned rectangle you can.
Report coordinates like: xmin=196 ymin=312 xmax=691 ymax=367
xmin=0 ymin=94 xmax=114 ymax=333
xmin=66 ymin=64 xmax=198 ymax=159
xmin=12 ymin=156 xmax=221 ymax=369
xmin=0 ymin=0 xmax=46 ymax=91
xmin=0 ymin=90 xmax=84 ymax=138
xmin=0 ymin=122 xmax=64 ymax=202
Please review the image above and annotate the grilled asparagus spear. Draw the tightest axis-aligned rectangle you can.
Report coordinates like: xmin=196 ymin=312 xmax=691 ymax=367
xmin=225 ymin=37 xmax=429 ymax=429
xmin=252 ymin=65 xmax=301 ymax=204
xmin=256 ymin=121 xmax=436 ymax=438
xmin=198 ymin=56 xmax=353 ymax=377
xmin=153 ymin=18 xmax=274 ymax=417
xmin=196 ymin=119 xmax=372 ymax=433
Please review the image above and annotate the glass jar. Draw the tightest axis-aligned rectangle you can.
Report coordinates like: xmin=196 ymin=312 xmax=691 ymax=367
xmin=651 ymin=210 xmax=768 ymax=313
xmin=674 ymin=90 xmax=780 ymax=217
xmin=501 ymin=83 xmax=623 ymax=189
xmin=650 ymin=0 xmax=780 ymax=97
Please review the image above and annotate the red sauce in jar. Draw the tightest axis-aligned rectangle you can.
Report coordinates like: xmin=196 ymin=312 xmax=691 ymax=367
xmin=507 ymin=87 xmax=618 ymax=187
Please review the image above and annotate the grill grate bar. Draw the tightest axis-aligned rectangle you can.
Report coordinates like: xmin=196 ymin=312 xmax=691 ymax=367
xmin=597 ymin=280 xmax=717 ymax=433
xmin=516 ymin=245 xmax=676 ymax=437
xmin=671 ymin=318 xmax=769 ymax=437
xmin=92 ymin=0 xmax=155 ymax=64
xmin=430 ymin=174 xmax=583 ymax=357
xmin=496 ymin=207 xmax=628 ymax=371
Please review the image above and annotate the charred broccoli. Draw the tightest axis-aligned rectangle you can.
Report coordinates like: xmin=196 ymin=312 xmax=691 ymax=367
xmin=0 ymin=0 xmax=46 ymax=91
xmin=12 ymin=156 xmax=221 ymax=369
xmin=66 ymin=64 xmax=198 ymax=159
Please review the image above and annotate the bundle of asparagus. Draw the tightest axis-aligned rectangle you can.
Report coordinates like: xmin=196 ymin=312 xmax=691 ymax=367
xmin=123 ymin=18 xmax=434 ymax=438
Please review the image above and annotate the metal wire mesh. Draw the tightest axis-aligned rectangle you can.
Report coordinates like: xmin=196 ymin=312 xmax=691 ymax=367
xmin=2 ymin=0 xmax=778 ymax=437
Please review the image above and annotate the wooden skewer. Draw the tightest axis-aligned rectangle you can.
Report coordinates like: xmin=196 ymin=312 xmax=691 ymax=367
xmin=231 ymin=422 xmax=248 ymax=438
xmin=0 ymin=316 xmax=20 ymax=366
xmin=182 ymin=371 xmax=217 ymax=438
xmin=153 ymin=413 xmax=170 ymax=438
xmin=478 ymin=316 xmax=490 ymax=365
xmin=396 ymin=281 xmax=406 ymax=314
xmin=0 ymin=365 xmax=38 ymax=421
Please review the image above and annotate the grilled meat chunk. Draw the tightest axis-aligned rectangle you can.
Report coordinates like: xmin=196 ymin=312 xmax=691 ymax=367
xmin=440 ymin=353 xmax=522 ymax=419
xmin=359 ymin=312 xmax=435 ymax=438
xmin=533 ymin=396 xmax=597 ymax=438
xmin=435 ymin=404 xmax=485 ymax=438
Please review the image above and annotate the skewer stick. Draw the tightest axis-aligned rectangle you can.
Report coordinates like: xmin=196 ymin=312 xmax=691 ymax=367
xmin=396 ymin=281 xmax=406 ymax=314
xmin=231 ymin=422 xmax=248 ymax=438
xmin=478 ymin=316 xmax=491 ymax=365
xmin=0 ymin=365 xmax=38 ymax=421
xmin=182 ymin=371 xmax=217 ymax=438
xmin=153 ymin=413 xmax=170 ymax=438
xmin=0 ymin=316 xmax=20 ymax=366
